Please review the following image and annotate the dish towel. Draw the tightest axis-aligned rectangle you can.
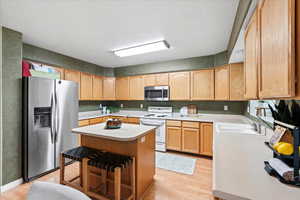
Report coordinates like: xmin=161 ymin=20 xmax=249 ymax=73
xmin=268 ymin=158 xmax=296 ymax=182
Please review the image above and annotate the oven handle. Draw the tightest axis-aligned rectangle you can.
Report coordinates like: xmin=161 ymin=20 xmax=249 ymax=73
xmin=140 ymin=120 xmax=164 ymax=126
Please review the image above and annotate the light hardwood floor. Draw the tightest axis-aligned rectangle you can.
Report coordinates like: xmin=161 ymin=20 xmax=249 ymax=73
xmin=0 ymin=155 xmax=213 ymax=200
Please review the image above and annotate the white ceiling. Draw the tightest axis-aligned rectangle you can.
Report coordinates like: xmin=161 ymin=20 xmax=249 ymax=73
xmin=1 ymin=0 xmax=239 ymax=68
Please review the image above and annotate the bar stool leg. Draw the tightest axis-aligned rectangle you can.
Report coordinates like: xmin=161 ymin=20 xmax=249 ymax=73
xmin=101 ymin=169 xmax=107 ymax=195
xmin=114 ymin=167 xmax=121 ymax=200
xmin=131 ymin=158 xmax=136 ymax=200
xmin=60 ymin=153 xmax=65 ymax=185
xmin=82 ymin=158 xmax=89 ymax=194
xmin=80 ymin=162 xmax=83 ymax=186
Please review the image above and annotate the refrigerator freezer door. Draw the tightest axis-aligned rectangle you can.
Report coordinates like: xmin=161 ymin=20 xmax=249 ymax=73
xmin=55 ymin=79 xmax=79 ymax=167
xmin=27 ymin=77 xmax=55 ymax=179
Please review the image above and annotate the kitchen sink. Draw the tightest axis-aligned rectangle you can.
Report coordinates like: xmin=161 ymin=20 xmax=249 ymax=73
xmin=216 ymin=123 xmax=258 ymax=134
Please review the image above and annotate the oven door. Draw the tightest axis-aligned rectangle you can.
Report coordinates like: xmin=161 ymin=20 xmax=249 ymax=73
xmin=144 ymin=86 xmax=169 ymax=101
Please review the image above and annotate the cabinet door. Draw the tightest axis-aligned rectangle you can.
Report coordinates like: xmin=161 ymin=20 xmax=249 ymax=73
xmin=214 ymin=65 xmax=230 ymax=100
xmin=230 ymin=63 xmax=244 ymax=100
xmin=259 ymin=0 xmax=295 ymax=98
xmin=92 ymin=75 xmax=103 ymax=100
xmin=166 ymin=126 xmax=182 ymax=151
xmin=64 ymin=69 xmax=81 ymax=98
xmin=200 ymin=123 xmax=213 ymax=156
xmin=182 ymin=128 xmax=199 ymax=154
xmin=169 ymin=72 xmax=190 ymax=100
xmin=129 ymin=76 xmax=144 ymax=100
xmin=78 ymin=120 xmax=89 ymax=127
xmin=89 ymin=117 xmax=104 ymax=125
xmin=156 ymin=73 xmax=169 ymax=85
xmin=80 ymin=72 xmax=93 ymax=100
xmin=116 ymin=77 xmax=129 ymax=100
xmin=244 ymin=9 xmax=259 ymax=99
xmin=125 ymin=117 xmax=140 ymax=124
xmin=191 ymin=69 xmax=214 ymax=100
xmin=103 ymin=77 xmax=116 ymax=100
xmin=143 ymin=74 xmax=156 ymax=86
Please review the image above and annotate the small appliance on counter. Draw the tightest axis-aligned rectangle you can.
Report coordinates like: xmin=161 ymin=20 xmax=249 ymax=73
xmin=105 ymin=118 xmax=122 ymax=129
xmin=188 ymin=104 xmax=198 ymax=114
xmin=180 ymin=106 xmax=188 ymax=116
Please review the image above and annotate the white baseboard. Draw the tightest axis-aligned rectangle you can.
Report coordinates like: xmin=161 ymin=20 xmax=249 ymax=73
xmin=0 ymin=178 xmax=23 ymax=193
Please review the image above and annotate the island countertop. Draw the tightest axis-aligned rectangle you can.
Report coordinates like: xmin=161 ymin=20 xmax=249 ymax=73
xmin=72 ymin=123 xmax=156 ymax=141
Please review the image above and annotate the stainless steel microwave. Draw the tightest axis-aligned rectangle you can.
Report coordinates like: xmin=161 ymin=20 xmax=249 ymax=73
xmin=144 ymin=86 xmax=169 ymax=101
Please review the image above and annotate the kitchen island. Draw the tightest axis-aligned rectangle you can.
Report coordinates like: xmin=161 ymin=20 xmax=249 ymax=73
xmin=72 ymin=123 xmax=156 ymax=200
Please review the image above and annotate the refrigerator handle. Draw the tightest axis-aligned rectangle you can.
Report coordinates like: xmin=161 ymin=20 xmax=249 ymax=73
xmin=54 ymin=88 xmax=59 ymax=143
xmin=50 ymin=93 xmax=55 ymax=144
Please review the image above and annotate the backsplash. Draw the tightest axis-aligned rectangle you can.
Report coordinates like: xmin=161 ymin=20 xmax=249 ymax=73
xmin=86 ymin=100 xmax=247 ymax=115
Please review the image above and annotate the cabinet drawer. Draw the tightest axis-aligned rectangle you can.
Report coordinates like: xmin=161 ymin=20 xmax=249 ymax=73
xmin=89 ymin=117 xmax=104 ymax=125
xmin=182 ymin=121 xmax=199 ymax=129
xmin=126 ymin=117 xmax=140 ymax=124
xmin=166 ymin=120 xmax=182 ymax=127
xmin=78 ymin=119 xmax=89 ymax=127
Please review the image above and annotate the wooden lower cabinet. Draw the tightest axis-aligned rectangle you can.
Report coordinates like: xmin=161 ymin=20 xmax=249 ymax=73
xmin=89 ymin=117 xmax=105 ymax=125
xmin=166 ymin=120 xmax=213 ymax=156
xmin=182 ymin=128 xmax=200 ymax=154
xmin=78 ymin=119 xmax=89 ymax=127
xmin=125 ymin=117 xmax=140 ymax=124
xmin=200 ymin=123 xmax=213 ymax=156
xmin=166 ymin=126 xmax=182 ymax=151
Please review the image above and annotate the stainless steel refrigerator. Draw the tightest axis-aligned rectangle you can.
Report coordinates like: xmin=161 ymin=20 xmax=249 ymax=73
xmin=23 ymin=77 xmax=79 ymax=182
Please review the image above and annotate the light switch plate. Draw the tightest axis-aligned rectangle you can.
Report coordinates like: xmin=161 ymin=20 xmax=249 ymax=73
xmin=140 ymin=104 xmax=143 ymax=109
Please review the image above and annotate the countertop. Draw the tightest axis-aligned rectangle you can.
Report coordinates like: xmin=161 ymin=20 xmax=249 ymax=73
xmin=72 ymin=122 xmax=156 ymax=141
xmin=78 ymin=110 xmax=253 ymax=125
xmin=213 ymin=127 xmax=300 ymax=200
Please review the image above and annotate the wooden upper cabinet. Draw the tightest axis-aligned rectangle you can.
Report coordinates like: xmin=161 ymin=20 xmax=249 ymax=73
xmin=143 ymin=74 xmax=156 ymax=86
xmin=64 ymin=69 xmax=81 ymax=98
xmin=116 ymin=77 xmax=129 ymax=100
xmin=103 ymin=77 xmax=116 ymax=100
xmin=144 ymin=73 xmax=169 ymax=86
xmin=259 ymin=0 xmax=295 ymax=98
xmin=129 ymin=76 xmax=144 ymax=100
xmin=92 ymin=75 xmax=103 ymax=100
xmin=80 ymin=72 xmax=93 ymax=100
xmin=200 ymin=123 xmax=213 ymax=156
xmin=169 ymin=71 xmax=190 ymax=100
xmin=191 ymin=69 xmax=214 ymax=100
xmin=244 ymin=8 xmax=259 ymax=100
xmin=229 ymin=63 xmax=244 ymax=101
xmin=156 ymin=73 xmax=169 ymax=85
xmin=214 ymin=65 xmax=230 ymax=100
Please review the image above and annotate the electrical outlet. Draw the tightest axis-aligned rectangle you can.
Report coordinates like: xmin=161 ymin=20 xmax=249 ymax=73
xmin=140 ymin=104 xmax=143 ymax=109
xmin=224 ymin=105 xmax=228 ymax=111
xmin=120 ymin=104 xmax=123 ymax=108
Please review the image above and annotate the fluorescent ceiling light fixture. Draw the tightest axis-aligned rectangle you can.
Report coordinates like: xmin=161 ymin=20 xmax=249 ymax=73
xmin=113 ymin=40 xmax=170 ymax=57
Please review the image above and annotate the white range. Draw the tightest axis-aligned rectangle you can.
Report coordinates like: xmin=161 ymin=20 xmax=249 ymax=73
xmin=140 ymin=107 xmax=173 ymax=152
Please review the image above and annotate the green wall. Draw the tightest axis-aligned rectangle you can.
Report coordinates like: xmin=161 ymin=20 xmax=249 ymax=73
xmin=22 ymin=44 xmax=112 ymax=111
xmin=109 ymin=101 xmax=247 ymax=115
xmin=114 ymin=51 xmax=228 ymax=77
xmin=23 ymin=44 xmax=114 ymax=77
xmin=1 ymin=27 xmax=23 ymax=185
xmin=0 ymin=26 xmax=3 ymax=187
